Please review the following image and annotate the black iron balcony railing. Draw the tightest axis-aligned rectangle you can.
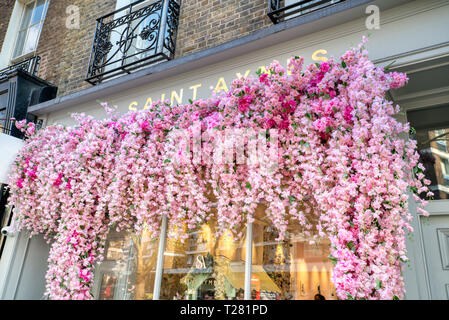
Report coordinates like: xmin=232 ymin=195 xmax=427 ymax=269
xmin=0 ymin=55 xmax=41 ymax=79
xmin=85 ymin=0 xmax=180 ymax=85
xmin=268 ymin=0 xmax=344 ymax=24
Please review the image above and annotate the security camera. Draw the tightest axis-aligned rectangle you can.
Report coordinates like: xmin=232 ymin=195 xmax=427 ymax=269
xmin=1 ymin=226 xmax=17 ymax=237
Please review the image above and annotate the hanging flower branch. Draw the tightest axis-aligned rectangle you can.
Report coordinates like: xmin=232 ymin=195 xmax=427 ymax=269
xmin=7 ymin=39 xmax=431 ymax=300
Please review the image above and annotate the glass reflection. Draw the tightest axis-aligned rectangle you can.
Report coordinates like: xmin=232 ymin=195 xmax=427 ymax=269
xmin=252 ymin=205 xmax=336 ymax=300
xmin=160 ymin=218 xmax=247 ymax=300
xmin=93 ymin=228 xmax=159 ymax=300
xmin=412 ymin=127 xmax=449 ymax=199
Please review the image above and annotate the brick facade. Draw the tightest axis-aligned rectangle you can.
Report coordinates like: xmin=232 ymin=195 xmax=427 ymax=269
xmin=1 ymin=0 xmax=272 ymax=97
xmin=36 ymin=0 xmax=116 ymax=96
xmin=175 ymin=0 xmax=271 ymax=57
xmin=0 ymin=0 xmax=15 ymax=52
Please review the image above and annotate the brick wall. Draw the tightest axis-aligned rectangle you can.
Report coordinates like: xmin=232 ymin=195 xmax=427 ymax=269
xmin=36 ymin=0 xmax=116 ymax=96
xmin=175 ymin=0 xmax=271 ymax=57
xmin=1 ymin=0 xmax=272 ymax=97
xmin=0 ymin=0 xmax=16 ymax=52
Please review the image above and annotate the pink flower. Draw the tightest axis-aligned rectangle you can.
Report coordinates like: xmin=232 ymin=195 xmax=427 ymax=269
xmin=344 ymin=105 xmax=354 ymax=123
xmin=140 ymin=121 xmax=151 ymax=132
xmin=320 ymin=61 xmax=330 ymax=73
xmin=279 ymin=119 xmax=290 ymax=130
xmin=53 ymin=173 xmax=63 ymax=186
xmin=264 ymin=118 xmax=277 ymax=129
xmin=26 ymin=123 xmax=35 ymax=136
xmin=387 ymin=72 xmax=408 ymax=89
xmin=238 ymin=95 xmax=252 ymax=112
xmin=15 ymin=119 xmax=26 ymax=130
xmin=259 ymin=73 xmax=269 ymax=85
xmin=65 ymin=178 xmax=72 ymax=190
xmin=16 ymin=178 xmax=24 ymax=189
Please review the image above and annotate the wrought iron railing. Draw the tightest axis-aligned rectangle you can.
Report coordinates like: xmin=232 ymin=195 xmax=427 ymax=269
xmin=86 ymin=0 xmax=181 ymax=85
xmin=268 ymin=0 xmax=344 ymax=24
xmin=0 ymin=55 xmax=41 ymax=79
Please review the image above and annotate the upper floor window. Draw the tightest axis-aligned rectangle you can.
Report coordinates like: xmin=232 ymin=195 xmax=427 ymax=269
xmin=408 ymin=105 xmax=449 ymax=200
xmin=12 ymin=0 xmax=49 ymax=60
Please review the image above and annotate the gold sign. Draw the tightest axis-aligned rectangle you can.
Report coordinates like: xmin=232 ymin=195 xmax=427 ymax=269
xmin=128 ymin=49 xmax=329 ymax=111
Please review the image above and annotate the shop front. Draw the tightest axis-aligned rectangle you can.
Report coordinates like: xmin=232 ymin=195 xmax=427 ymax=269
xmin=1 ymin=0 xmax=449 ymax=300
xmin=92 ymin=206 xmax=335 ymax=300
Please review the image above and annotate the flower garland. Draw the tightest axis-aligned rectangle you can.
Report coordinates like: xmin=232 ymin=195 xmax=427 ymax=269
xmin=7 ymin=39 xmax=431 ymax=300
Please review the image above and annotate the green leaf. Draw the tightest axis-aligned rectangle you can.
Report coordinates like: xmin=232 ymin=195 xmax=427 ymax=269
xmin=289 ymin=196 xmax=296 ymax=204
xmin=347 ymin=241 xmax=355 ymax=252
xmin=341 ymin=61 xmax=347 ymax=68
xmin=376 ymin=279 xmax=382 ymax=290
xmin=164 ymin=159 xmax=171 ymax=163
xmin=245 ymin=182 xmax=252 ymax=191
xmin=383 ymin=60 xmax=397 ymax=72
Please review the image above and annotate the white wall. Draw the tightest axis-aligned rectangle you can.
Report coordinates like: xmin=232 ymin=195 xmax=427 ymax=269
xmin=0 ymin=133 xmax=25 ymax=184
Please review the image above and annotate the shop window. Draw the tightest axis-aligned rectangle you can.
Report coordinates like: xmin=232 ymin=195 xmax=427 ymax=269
xmin=92 ymin=228 xmax=160 ymax=300
xmin=160 ymin=217 xmax=247 ymax=300
xmin=251 ymin=205 xmax=336 ymax=300
xmin=408 ymin=105 xmax=449 ymax=199
xmin=94 ymin=207 xmax=335 ymax=300
xmin=12 ymin=0 xmax=49 ymax=60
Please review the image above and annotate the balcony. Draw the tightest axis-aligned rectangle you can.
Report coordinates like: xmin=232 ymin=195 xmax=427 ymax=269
xmin=85 ymin=0 xmax=180 ymax=85
xmin=0 ymin=55 xmax=40 ymax=80
xmin=268 ymin=0 xmax=345 ymax=24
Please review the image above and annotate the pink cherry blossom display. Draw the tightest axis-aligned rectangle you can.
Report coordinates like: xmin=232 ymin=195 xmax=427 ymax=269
xmin=7 ymin=39 xmax=431 ymax=300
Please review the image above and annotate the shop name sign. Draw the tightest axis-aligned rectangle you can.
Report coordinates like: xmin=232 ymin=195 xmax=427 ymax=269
xmin=127 ymin=49 xmax=330 ymax=112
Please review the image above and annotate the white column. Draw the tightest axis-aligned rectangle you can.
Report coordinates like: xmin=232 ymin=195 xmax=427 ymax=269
xmin=152 ymin=214 xmax=168 ymax=300
xmin=243 ymin=221 xmax=253 ymax=300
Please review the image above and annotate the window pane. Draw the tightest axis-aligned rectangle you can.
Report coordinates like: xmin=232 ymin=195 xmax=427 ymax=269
xmin=93 ymin=229 xmax=160 ymax=300
xmin=408 ymin=105 xmax=449 ymax=199
xmin=13 ymin=30 xmax=27 ymax=57
xmin=0 ymin=108 xmax=6 ymax=131
xmin=23 ymin=23 xmax=40 ymax=54
xmin=251 ymin=205 xmax=336 ymax=300
xmin=31 ymin=0 xmax=46 ymax=25
xmin=20 ymin=2 xmax=34 ymax=29
xmin=160 ymin=218 xmax=247 ymax=300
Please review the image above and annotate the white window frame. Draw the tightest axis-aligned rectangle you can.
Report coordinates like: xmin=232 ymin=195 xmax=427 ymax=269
xmin=10 ymin=0 xmax=49 ymax=63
